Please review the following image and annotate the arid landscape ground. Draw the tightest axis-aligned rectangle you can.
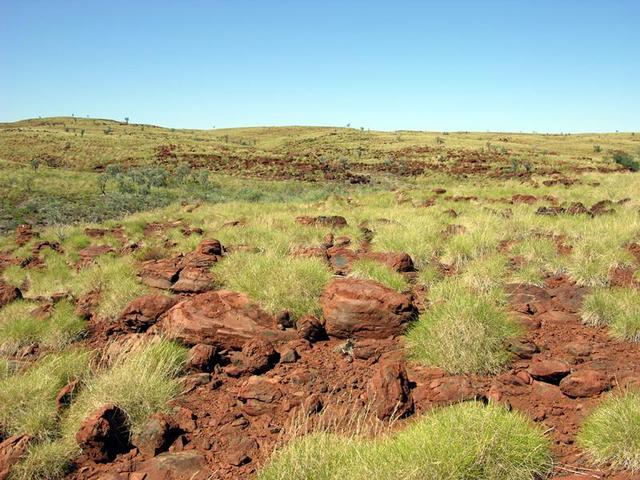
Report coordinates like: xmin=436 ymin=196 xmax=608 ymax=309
xmin=1 ymin=117 xmax=640 ymax=479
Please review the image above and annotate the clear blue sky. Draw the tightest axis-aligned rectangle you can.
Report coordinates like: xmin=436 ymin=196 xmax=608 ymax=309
xmin=1 ymin=0 xmax=638 ymax=132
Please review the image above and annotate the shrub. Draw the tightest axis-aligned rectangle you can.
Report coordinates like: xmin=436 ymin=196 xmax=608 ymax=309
xmin=406 ymin=280 xmax=519 ymax=374
xmin=578 ymin=390 xmax=640 ymax=471
xmin=259 ymin=402 xmax=552 ymax=480
xmin=612 ymin=151 xmax=640 ymax=172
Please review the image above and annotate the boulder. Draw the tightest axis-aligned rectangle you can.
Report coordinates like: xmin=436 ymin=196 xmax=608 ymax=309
xmin=186 ymin=344 xmax=218 ymax=372
xmin=74 ymin=290 xmax=100 ymax=320
xmin=366 ymin=360 xmax=413 ymax=420
xmin=118 ymin=295 xmax=179 ymax=332
xmin=171 ymin=266 xmax=214 ymax=293
xmin=527 ymin=360 xmax=571 ymax=384
xmin=139 ymin=257 xmax=182 ymax=290
xmin=156 ymin=290 xmax=277 ymax=349
xmin=559 ymin=370 xmax=611 ymax=398
xmin=361 ymin=251 xmax=414 ymax=272
xmin=75 ymin=404 xmax=131 ymax=462
xmin=132 ymin=413 xmax=178 ymax=458
xmin=55 ymin=380 xmax=79 ymax=410
xmin=321 ymin=278 xmax=417 ymax=339
xmin=0 ymin=281 xmax=21 ymax=308
xmin=0 ymin=435 xmax=31 ymax=480
xmin=296 ymin=315 xmax=327 ymax=343
xmin=241 ymin=338 xmax=279 ymax=374
xmin=134 ymin=451 xmax=211 ymax=480
xmin=326 ymin=246 xmax=358 ymax=274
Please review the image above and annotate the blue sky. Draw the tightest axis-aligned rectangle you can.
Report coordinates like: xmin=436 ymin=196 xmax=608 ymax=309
xmin=1 ymin=0 xmax=638 ymax=132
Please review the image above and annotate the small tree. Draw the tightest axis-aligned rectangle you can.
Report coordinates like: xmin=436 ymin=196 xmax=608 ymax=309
xmin=29 ymin=157 xmax=41 ymax=172
xmin=124 ymin=117 xmax=129 ymax=124
xmin=97 ymin=173 xmax=108 ymax=195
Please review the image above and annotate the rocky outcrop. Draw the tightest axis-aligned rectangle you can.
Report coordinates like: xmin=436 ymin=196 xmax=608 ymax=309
xmin=321 ymin=278 xmax=417 ymax=339
xmin=138 ymin=239 xmax=223 ymax=293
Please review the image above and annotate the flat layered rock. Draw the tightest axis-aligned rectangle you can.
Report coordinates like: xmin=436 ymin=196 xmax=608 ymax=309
xmin=156 ymin=290 xmax=280 ymax=349
xmin=321 ymin=278 xmax=417 ymax=339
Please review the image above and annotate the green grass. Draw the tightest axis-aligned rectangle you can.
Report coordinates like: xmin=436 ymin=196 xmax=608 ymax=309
xmin=581 ymin=287 xmax=640 ymax=341
xmin=259 ymin=401 xmax=553 ymax=480
xmin=578 ymin=390 xmax=640 ymax=471
xmin=350 ymin=259 xmax=409 ymax=292
xmin=406 ymin=279 xmax=519 ymax=374
xmin=215 ymin=251 xmax=332 ymax=318
xmin=11 ymin=339 xmax=186 ymax=480
xmin=0 ymin=300 xmax=85 ymax=355
xmin=0 ymin=350 xmax=91 ymax=439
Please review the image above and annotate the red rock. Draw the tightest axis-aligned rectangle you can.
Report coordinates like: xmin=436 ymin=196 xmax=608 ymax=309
xmin=194 ymin=239 xmax=223 ymax=256
xmin=186 ymin=344 xmax=218 ymax=372
xmin=511 ymin=194 xmax=537 ymax=204
xmin=361 ymin=251 xmax=415 ymax=272
xmin=156 ymin=290 xmax=278 ymax=349
xmin=0 ymin=435 xmax=31 ymax=480
xmin=428 ymin=377 xmax=475 ymax=404
xmin=75 ymin=404 xmax=131 ymax=462
xmin=139 ymin=257 xmax=182 ymax=289
xmin=559 ymin=369 xmax=611 ymax=398
xmin=132 ymin=413 xmax=177 ymax=458
xmin=15 ymin=224 xmax=35 ymax=246
xmin=171 ymin=265 xmax=214 ymax=293
xmin=321 ymin=278 xmax=417 ymax=339
xmin=0 ymin=281 xmax=21 ymax=308
xmin=366 ymin=360 xmax=413 ymax=419
xmin=118 ymin=295 xmax=178 ymax=332
xmin=241 ymin=337 xmax=279 ymax=374
xmin=74 ymin=291 xmax=100 ymax=319
xmin=237 ymin=376 xmax=283 ymax=416
xmin=290 ymin=245 xmax=329 ymax=262
xmin=295 ymin=215 xmax=347 ymax=228
xmin=134 ymin=451 xmax=211 ymax=480
xmin=528 ymin=360 xmax=571 ymax=384
xmin=78 ymin=245 xmax=115 ymax=265
xmin=296 ymin=315 xmax=327 ymax=342
xmin=55 ymin=380 xmax=79 ymax=410
xmin=326 ymin=246 xmax=358 ymax=274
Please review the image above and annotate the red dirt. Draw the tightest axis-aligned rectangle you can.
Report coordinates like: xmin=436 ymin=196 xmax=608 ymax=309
xmin=64 ymin=276 xmax=640 ymax=479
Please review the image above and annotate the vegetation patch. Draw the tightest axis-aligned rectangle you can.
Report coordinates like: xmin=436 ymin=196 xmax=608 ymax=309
xmin=215 ymin=251 xmax=332 ymax=318
xmin=350 ymin=259 xmax=409 ymax=292
xmin=406 ymin=280 xmax=519 ymax=374
xmin=578 ymin=390 xmax=640 ymax=471
xmin=259 ymin=401 xmax=552 ymax=480
xmin=581 ymin=287 xmax=640 ymax=341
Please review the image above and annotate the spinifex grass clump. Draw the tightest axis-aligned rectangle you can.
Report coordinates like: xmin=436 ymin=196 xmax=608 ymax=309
xmin=581 ymin=287 xmax=640 ymax=341
xmin=0 ymin=350 xmax=91 ymax=439
xmin=578 ymin=390 xmax=640 ymax=471
xmin=406 ymin=279 xmax=519 ymax=374
xmin=216 ymin=251 xmax=331 ymax=318
xmin=259 ymin=402 xmax=553 ymax=480
xmin=13 ymin=339 xmax=187 ymax=480
xmin=0 ymin=300 xmax=86 ymax=355
xmin=350 ymin=259 xmax=409 ymax=292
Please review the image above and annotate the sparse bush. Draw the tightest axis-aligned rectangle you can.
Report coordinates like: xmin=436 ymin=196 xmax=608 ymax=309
xmin=612 ymin=151 xmax=640 ymax=171
xmin=578 ymin=390 xmax=640 ymax=471
xmin=593 ymin=144 xmax=602 ymax=153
